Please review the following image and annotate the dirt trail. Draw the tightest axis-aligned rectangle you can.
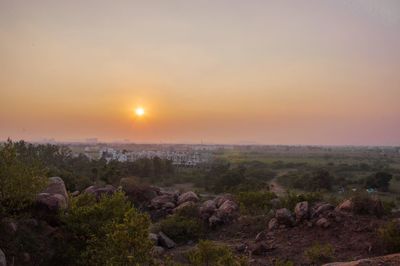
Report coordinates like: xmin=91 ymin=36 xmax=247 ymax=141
xmin=269 ymin=172 xmax=288 ymax=196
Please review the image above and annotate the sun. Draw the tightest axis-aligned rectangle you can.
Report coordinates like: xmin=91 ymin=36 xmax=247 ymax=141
xmin=135 ymin=107 xmax=145 ymax=117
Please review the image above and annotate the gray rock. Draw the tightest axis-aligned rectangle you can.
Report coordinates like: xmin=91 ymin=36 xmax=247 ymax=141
xmin=36 ymin=193 xmax=67 ymax=212
xmin=158 ymin=232 xmax=176 ymax=249
xmin=275 ymin=208 xmax=294 ymax=226
xmin=173 ymin=201 xmax=196 ymax=213
xmin=313 ymin=203 xmax=334 ymax=218
xmin=149 ymin=233 xmax=159 ymax=245
xmin=44 ymin=177 xmax=69 ymax=204
xmin=316 ymin=217 xmax=331 ymax=228
xmin=214 ymin=194 xmax=234 ymax=208
xmin=199 ymin=200 xmax=217 ymax=220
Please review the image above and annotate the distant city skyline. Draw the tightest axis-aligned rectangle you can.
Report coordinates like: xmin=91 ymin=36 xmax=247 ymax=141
xmin=1 ymin=1 xmax=399 ymax=146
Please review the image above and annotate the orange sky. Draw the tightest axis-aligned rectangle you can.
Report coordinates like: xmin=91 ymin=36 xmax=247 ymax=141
xmin=1 ymin=1 xmax=399 ymax=145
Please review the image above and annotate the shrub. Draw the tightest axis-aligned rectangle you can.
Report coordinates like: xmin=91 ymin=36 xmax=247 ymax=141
xmin=280 ymin=191 xmax=323 ymax=210
xmin=55 ymin=192 xmax=152 ymax=265
xmin=378 ymin=221 xmax=400 ymax=253
xmin=304 ymin=243 xmax=335 ymax=264
xmin=159 ymin=214 xmax=204 ymax=243
xmin=187 ymin=240 xmax=248 ymax=266
xmin=236 ymin=191 xmax=277 ymax=215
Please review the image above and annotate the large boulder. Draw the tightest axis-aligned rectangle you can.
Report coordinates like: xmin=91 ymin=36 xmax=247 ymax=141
xmin=36 ymin=193 xmax=67 ymax=212
xmin=336 ymin=199 xmax=353 ymax=212
xmin=199 ymin=200 xmax=217 ymax=220
xmin=173 ymin=201 xmax=196 ymax=213
xmin=214 ymin=194 xmax=235 ymax=208
xmin=275 ymin=208 xmax=294 ymax=227
xmin=208 ymin=200 xmax=239 ymax=227
xmin=177 ymin=191 xmax=199 ymax=205
xmin=83 ymin=185 xmax=116 ymax=199
xmin=0 ymin=248 xmax=6 ymax=266
xmin=294 ymin=201 xmax=309 ymax=221
xmin=150 ymin=194 xmax=176 ymax=209
xmin=44 ymin=177 xmax=69 ymax=204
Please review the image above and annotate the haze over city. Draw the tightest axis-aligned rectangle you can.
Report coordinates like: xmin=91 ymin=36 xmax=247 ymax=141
xmin=1 ymin=0 xmax=399 ymax=145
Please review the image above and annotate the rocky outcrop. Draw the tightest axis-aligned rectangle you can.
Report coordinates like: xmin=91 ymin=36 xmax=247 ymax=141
xmin=199 ymin=200 xmax=217 ymax=220
xmin=323 ymin=253 xmax=400 ymax=266
xmin=36 ymin=177 xmax=69 ymax=213
xmin=209 ymin=200 xmax=239 ymax=227
xmin=177 ymin=191 xmax=199 ymax=205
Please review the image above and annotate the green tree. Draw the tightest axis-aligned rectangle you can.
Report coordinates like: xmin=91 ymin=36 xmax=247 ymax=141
xmin=56 ymin=192 xmax=152 ymax=265
xmin=364 ymin=172 xmax=393 ymax=191
xmin=0 ymin=140 xmax=47 ymax=215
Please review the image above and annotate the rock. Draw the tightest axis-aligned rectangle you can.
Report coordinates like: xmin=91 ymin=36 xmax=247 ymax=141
xmin=313 ymin=203 xmax=334 ymax=218
xmin=214 ymin=194 xmax=235 ymax=208
xmin=275 ymin=208 xmax=294 ymax=226
xmin=36 ymin=193 xmax=67 ymax=212
xmin=173 ymin=201 xmax=196 ymax=213
xmin=199 ymin=200 xmax=217 ymax=220
xmin=255 ymin=231 xmax=266 ymax=242
xmin=149 ymin=233 xmax=159 ymax=245
xmin=268 ymin=218 xmax=279 ymax=230
xmin=177 ymin=191 xmax=199 ymax=205
xmin=0 ymin=248 xmax=5 ymax=266
xmin=1 ymin=218 xmax=17 ymax=235
xmin=294 ymin=201 xmax=309 ymax=221
xmin=150 ymin=194 xmax=176 ymax=209
xmin=71 ymin=191 xmax=80 ymax=197
xmin=336 ymin=199 xmax=353 ymax=212
xmin=208 ymin=215 xmax=222 ymax=227
xmin=120 ymin=178 xmax=160 ymax=208
xmin=211 ymin=200 xmax=239 ymax=226
xmin=158 ymin=232 xmax=176 ymax=249
xmin=316 ymin=217 xmax=331 ymax=228
xmin=83 ymin=186 xmax=96 ymax=194
xmin=44 ymin=177 xmax=69 ymax=204
xmin=236 ymin=244 xmax=247 ymax=252
xmin=152 ymin=246 xmax=165 ymax=256
xmin=251 ymin=243 xmax=274 ymax=255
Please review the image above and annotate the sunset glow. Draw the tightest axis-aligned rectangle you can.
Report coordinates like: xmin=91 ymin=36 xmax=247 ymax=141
xmin=135 ymin=107 xmax=145 ymax=117
xmin=0 ymin=1 xmax=399 ymax=145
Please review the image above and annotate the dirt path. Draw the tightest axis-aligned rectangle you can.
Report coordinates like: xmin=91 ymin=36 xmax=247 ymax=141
xmin=269 ymin=172 xmax=287 ymax=196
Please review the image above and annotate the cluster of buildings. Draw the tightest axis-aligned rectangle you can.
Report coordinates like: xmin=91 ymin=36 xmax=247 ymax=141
xmin=82 ymin=146 xmax=213 ymax=167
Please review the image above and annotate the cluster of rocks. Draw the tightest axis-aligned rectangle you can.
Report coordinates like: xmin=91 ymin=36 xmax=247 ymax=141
xmin=199 ymin=194 xmax=239 ymax=227
xmin=148 ymin=231 xmax=177 ymax=256
xmin=36 ymin=177 xmax=69 ymax=213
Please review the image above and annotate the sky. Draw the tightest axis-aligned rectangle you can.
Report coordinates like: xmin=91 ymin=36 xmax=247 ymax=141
xmin=0 ymin=0 xmax=399 ymax=145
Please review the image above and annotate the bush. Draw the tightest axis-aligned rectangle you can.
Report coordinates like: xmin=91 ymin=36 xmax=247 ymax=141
xmin=304 ymin=243 xmax=335 ymax=264
xmin=55 ymin=192 xmax=152 ymax=265
xmin=236 ymin=191 xmax=277 ymax=215
xmin=0 ymin=140 xmax=47 ymax=215
xmin=378 ymin=221 xmax=400 ymax=253
xmin=159 ymin=214 xmax=204 ymax=244
xmin=280 ymin=191 xmax=323 ymax=210
xmin=274 ymin=259 xmax=294 ymax=266
xmin=187 ymin=240 xmax=248 ymax=266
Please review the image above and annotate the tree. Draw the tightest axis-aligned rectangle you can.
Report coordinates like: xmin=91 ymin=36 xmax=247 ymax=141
xmin=365 ymin=172 xmax=393 ymax=191
xmin=56 ymin=192 xmax=152 ymax=265
xmin=0 ymin=140 xmax=47 ymax=215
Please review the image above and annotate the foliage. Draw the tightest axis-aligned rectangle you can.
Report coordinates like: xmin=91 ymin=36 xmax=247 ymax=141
xmin=304 ymin=243 xmax=335 ymax=264
xmin=158 ymin=213 xmax=204 ymax=244
xmin=236 ymin=191 xmax=277 ymax=215
xmin=364 ymin=172 xmax=393 ymax=191
xmin=378 ymin=221 xmax=400 ymax=253
xmin=55 ymin=192 xmax=152 ymax=265
xmin=0 ymin=140 xmax=47 ymax=215
xmin=7 ymin=140 xmax=174 ymax=191
xmin=280 ymin=191 xmax=323 ymax=211
xmin=277 ymin=169 xmax=333 ymax=192
xmin=274 ymin=259 xmax=294 ymax=266
xmin=187 ymin=240 xmax=248 ymax=266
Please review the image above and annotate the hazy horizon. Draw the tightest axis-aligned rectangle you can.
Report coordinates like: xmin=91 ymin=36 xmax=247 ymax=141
xmin=1 ymin=1 xmax=400 ymax=146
